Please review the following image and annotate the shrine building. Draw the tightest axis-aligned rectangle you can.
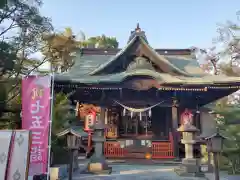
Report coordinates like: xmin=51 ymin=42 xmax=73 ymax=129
xmin=54 ymin=24 xmax=240 ymax=159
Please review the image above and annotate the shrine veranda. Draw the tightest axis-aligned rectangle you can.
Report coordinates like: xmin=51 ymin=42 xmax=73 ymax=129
xmin=54 ymin=25 xmax=240 ymax=159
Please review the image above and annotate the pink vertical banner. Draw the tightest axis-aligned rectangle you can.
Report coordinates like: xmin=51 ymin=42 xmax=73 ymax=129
xmin=22 ymin=76 xmax=51 ymax=176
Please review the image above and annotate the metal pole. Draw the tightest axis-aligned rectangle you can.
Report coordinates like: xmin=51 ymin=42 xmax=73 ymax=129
xmin=69 ymin=149 xmax=74 ymax=180
xmin=46 ymin=71 xmax=54 ymax=180
xmin=213 ymin=152 xmax=220 ymax=180
xmin=145 ymin=116 xmax=148 ymax=136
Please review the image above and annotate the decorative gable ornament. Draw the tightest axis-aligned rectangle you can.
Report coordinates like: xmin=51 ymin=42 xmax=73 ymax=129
xmin=126 ymin=57 xmax=155 ymax=71
xmin=126 ymin=78 xmax=162 ymax=91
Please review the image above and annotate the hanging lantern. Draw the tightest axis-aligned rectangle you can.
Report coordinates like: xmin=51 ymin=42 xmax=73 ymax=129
xmin=84 ymin=111 xmax=96 ymax=132
xmin=148 ymin=109 xmax=152 ymax=117
xmin=123 ymin=108 xmax=126 ymax=116
xmin=78 ymin=104 xmax=100 ymax=119
xmin=181 ymin=109 xmax=193 ymax=125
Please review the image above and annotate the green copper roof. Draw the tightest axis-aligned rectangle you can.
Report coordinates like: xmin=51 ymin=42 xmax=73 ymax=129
xmin=54 ymin=30 xmax=240 ymax=86
xmin=63 ymin=54 xmax=113 ymax=76
xmin=165 ymin=56 xmax=206 ymax=77
xmin=89 ymin=36 xmax=198 ymax=77
xmin=55 ymin=68 xmax=240 ymax=85
xmin=56 ymin=126 xmax=88 ymax=137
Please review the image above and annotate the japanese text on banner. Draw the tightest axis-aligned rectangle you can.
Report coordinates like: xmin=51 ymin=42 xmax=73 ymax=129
xmin=22 ymin=76 xmax=51 ymax=175
xmin=30 ymin=88 xmax=45 ymax=162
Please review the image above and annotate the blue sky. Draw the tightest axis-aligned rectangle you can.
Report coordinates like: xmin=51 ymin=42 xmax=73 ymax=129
xmin=40 ymin=0 xmax=240 ymax=49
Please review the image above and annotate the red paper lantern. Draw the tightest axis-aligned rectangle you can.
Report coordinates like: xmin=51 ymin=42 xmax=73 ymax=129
xmin=84 ymin=111 xmax=96 ymax=132
xmin=180 ymin=109 xmax=193 ymax=125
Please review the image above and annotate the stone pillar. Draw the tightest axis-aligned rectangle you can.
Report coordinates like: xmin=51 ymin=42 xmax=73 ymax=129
xmin=85 ymin=108 xmax=112 ymax=174
xmin=93 ymin=122 xmax=104 ymax=158
xmin=94 ymin=108 xmax=105 ymax=158
xmin=174 ymin=123 xmax=205 ymax=177
xmin=73 ymin=150 xmax=79 ymax=171
xmin=172 ymin=106 xmax=179 ymax=159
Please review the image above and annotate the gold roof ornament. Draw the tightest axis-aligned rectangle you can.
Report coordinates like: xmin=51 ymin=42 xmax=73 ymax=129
xmin=135 ymin=23 xmax=141 ymax=33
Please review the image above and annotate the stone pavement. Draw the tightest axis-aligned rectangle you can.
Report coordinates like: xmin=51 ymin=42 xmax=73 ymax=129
xmin=58 ymin=159 xmax=240 ymax=180
xmin=62 ymin=164 xmax=239 ymax=180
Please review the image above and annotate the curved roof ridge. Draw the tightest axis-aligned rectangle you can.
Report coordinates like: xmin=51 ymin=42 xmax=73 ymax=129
xmin=89 ymin=36 xmax=137 ymax=75
xmin=89 ymin=35 xmax=197 ymax=77
xmin=165 ymin=55 xmax=195 ymax=60
xmin=138 ymin=37 xmax=194 ymax=77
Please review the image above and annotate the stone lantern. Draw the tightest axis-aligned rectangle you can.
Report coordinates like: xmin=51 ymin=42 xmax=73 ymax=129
xmin=175 ymin=122 xmax=204 ymax=177
xmin=86 ymin=119 xmax=112 ymax=174
xmin=205 ymin=128 xmax=226 ymax=180
xmin=205 ymin=128 xmax=225 ymax=153
xmin=57 ymin=127 xmax=84 ymax=180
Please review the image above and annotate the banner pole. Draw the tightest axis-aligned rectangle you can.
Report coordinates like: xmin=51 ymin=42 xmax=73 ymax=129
xmin=47 ymin=71 xmax=54 ymax=180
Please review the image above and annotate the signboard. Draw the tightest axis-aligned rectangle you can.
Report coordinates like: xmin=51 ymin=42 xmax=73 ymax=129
xmin=22 ymin=76 xmax=51 ymax=176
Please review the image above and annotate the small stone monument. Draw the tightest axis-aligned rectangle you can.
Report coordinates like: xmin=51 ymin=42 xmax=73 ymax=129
xmin=86 ymin=120 xmax=112 ymax=174
xmin=175 ymin=111 xmax=204 ymax=177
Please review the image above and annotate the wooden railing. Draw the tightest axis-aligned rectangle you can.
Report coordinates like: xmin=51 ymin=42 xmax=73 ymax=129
xmin=104 ymin=132 xmax=175 ymax=159
xmin=104 ymin=141 xmax=126 ymax=158
xmin=151 ymin=132 xmax=174 ymax=159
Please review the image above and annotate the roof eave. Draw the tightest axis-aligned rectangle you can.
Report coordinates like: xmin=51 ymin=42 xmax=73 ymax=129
xmin=56 ymin=128 xmax=85 ymax=137
xmin=80 ymin=48 xmax=192 ymax=56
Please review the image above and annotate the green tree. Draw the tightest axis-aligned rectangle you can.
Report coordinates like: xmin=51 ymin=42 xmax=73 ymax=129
xmin=0 ymin=42 xmax=15 ymax=77
xmin=199 ymin=11 xmax=240 ymax=174
xmin=0 ymin=0 xmax=52 ymax=127
xmin=87 ymin=35 xmax=119 ymax=48
xmin=42 ymin=27 xmax=84 ymax=72
xmin=52 ymin=92 xmax=73 ymax=134
xmin=213 ymin=105 xmax=240 ymax=174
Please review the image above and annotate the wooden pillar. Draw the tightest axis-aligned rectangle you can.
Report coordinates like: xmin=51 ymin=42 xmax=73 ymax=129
xmin=123 ymin=115 xmax=128 ymax=134
xmin=100 ymin=107 xmax=105 ymax=124
xmin=135 ymin=118 xmax=138 ymax=136
xmin=172 ymin=106 xmax=179 ymax=159
xmin=195 ymin=113 xmax=201 ymax=133
xmin=99 ymin=108 xmax=106 ymax=133
xmin=104 ymin=109 xmax=108 ymax=125
xmin=87 ymin=132 xmax=92 ymax=149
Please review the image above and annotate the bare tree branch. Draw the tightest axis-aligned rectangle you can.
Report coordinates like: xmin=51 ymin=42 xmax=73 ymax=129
xmin=0 ymin=21 xmax=17 ymax=37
